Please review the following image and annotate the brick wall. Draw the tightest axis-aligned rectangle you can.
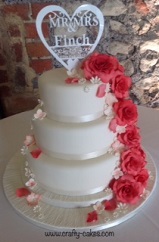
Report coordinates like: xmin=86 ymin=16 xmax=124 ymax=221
xmin=0 ymin=2 xmax=53 ymax=117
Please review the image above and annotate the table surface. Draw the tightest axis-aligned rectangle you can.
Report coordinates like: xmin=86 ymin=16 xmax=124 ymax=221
xmin=0 ymin=106 xmax=159 ymax=242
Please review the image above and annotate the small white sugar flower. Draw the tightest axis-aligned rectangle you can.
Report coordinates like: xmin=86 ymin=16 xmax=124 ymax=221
xmin=21 ymin=146 xmax=28 ymax=155
xmin=25 ymin=167 xmax=32 ymax=177
xmin=33 ymin=109 xmax=46 ymax=120
xmin=24 ymin=135 xmax=35 ymax=147
xmin=104 ymin=188 xmax=113 ymax=196
xmin=111 ymin=140 xmax=125 ymax=153
xmin=105 ymin=83 xmax=111 ymax=93
xmin=116 ymin=125 xmax=127 ymax=134
xmin=67 ymin=68 xmax=78 ymax=77
xmin=90 ymin=76 xmax=101 ymax=84
xmin=112 ymin=168 xmax=123 ymax=180
xmin=105 ymin=92 xmax=118 ymax=106
xmin=25 ymin=178 xmax=37 ymax=188
xmin=78 ymin=78 xmax=87 ymax=84
xmin=104 ymin=105 xmax=114 ymax=118
xmin=33 ymin=205 xmax=42 ymax=213
xmin=26 ymin=193 xmax=41 ymax=206
xmin=38 ymin=99 xmax=44 ymax=107
xmin=84 ymin=86 xmax=90 ymax=93
xmin=93 ymin=201 xmax=105 ymax=214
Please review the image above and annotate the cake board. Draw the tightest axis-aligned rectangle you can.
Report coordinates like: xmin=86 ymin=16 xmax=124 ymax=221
xmin=3 ymin=150 xmax=157 ymax=232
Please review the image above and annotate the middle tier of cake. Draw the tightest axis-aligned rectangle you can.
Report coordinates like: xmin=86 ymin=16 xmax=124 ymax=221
xmin=32 ymin=115 xmax=116 ymax=160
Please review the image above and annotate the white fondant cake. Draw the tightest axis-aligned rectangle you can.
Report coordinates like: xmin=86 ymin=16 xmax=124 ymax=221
xmin=20 ymin=52 xmax=149 ymax=225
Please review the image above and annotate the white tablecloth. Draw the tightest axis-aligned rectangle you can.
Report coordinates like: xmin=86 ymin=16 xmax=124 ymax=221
xmin=0 ymin=107 xmax=159 ymax=242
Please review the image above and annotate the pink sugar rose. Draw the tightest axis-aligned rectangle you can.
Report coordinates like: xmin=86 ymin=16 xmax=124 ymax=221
xmin=121 ymin=149 xmax=146 ymax=176
xmin=130 ymin=147 xmax=146 ymax=159
xmin=81 ymin=52 xmax=124 ymax=83
xmin=118 ymin=125 xmax=141 ymax=147
xmin=112 ymin=174 xmax=144 ymax=204
xmin=110 ymin=74 xmax=132 ymax=99
xmin=134 ymin=169 xmax=149 ymax=187
xmin=113 ymin=100 xmax=138 ymax=126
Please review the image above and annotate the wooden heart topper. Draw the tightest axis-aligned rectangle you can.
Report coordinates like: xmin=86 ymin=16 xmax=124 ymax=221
xmin=36 ymin=5 xmax=104 ymax=70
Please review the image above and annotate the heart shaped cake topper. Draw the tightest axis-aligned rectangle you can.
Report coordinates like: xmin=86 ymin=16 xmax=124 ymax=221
xmin=36 ymin=4 xmax=104 ymax=71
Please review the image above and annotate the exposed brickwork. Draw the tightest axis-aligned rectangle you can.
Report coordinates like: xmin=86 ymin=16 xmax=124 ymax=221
xmin=1 ymin=94 xmax=38 ymax=117
xmin=11 ymin=42 xmax=23 ymax=62
xmin=31 ymin=3 xmax=53 ymax=19
xmin=30 ymin=58 xmax=53 ymax=74
xmin=8 ymin=24 xmax=21 ymax=37
xmin=26 ymin=41 xmax=50 ymax=58
xmin=14 ymin=67 xmax=26 ymax=90
xmin=3 ymin=4 xmax=30 ymax=20
xmin=25 ymin=22 xmax=49 ymax=39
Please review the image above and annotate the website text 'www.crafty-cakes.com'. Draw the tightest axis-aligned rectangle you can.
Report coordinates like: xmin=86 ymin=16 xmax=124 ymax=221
xmin=44 ymin=229 xmax=115 ymax=239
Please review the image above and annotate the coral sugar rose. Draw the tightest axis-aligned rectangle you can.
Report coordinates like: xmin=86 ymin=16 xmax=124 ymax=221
xmin=112 ymin=174 xmax=144 ymax=204
xmin=110 ymin=74 xmax=132 ymax=99
xmin=81 ymin=52 xmax=124 ymax=83
xmin=118 ymin=125 xmax=141 ymax=148
xmin=121 ymin=149 xmax=146 ymax=176
xmin=134 ymin=169 xmax=149 ymax=187
xmin=113 ymin=100 xmax=138 ymax=126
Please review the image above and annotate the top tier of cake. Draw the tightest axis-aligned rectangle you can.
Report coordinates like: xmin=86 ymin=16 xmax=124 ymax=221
xmin=39 ymin=68 xmax=106 ymax=123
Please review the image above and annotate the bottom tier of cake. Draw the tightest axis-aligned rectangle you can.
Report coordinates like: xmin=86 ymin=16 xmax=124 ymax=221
xmin=3 ymin=151 xmax=156 ymax=231
xmin=26 ymin=149 xmax=117 ymax=196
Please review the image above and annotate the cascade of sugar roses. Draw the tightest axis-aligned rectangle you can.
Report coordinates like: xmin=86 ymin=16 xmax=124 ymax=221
xmin=65 ymin=52 xmax=149 ymax=223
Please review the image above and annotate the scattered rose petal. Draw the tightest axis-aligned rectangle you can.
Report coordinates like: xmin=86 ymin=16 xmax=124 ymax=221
xmin=109 ymin=118 xmax=118 ymax=133
xmin=65 ymin=77 xmax=79 ymax=84
xmin=16 ymin=187 xmax=31 ymax=197
xmin=104 ymin=198 xmax=117 ymax=211
xmin=30 ymin=148 xmax=42 ymax=158
xmin=86 ymin=211 xmax=98 ymax=223
xmin=96 ymin=84 xmax=106 ymax=98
